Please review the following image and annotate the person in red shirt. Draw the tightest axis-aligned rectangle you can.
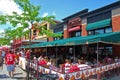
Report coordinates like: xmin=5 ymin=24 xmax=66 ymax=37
xmin=38 ymin=57 xmax=47 ymax=66
xmin=5 ymin=50 xmax=16 ymax=78
xmin=25 ymin=50 xmax=30 ymax=60
xmin=62 ymin=59 xmax=71 ymax=73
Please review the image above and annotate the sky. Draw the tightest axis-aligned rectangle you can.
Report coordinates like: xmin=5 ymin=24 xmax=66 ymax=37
xmin=0 ymin=0 xmax=119 ymax=34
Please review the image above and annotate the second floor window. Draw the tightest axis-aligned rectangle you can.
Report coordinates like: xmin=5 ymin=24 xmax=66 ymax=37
xmin=54 ymin=36 xmax=63 ymax=41
xmin=88 ymin=26 xmax=112 ymax=36
xmin=75 ymin=31 xmax=81 ymax=37
xmin=105 ymin=27 xmax=112 ymax=33
xmin=70 ymin=30 xmax=81 ymax=37
xmin=95 ymin=29 xmax=104 ymax=35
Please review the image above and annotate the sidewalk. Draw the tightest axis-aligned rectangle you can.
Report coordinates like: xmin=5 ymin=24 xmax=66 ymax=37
xmin=0 ymin=64 xmax=26 ymax=80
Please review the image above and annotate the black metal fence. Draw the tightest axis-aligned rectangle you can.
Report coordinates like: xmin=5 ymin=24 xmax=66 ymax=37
xmin=26 ymin=60 xmax=58 ymax=80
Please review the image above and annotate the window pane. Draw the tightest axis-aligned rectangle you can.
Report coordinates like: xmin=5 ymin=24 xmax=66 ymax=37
xmin=105 ymin=47 xmax=112 ymax=56
xmin=88 ymin=31 xmax=94 ymax=35
xmin=75 ymin=31 xmax=81 ymax=37
xmin=105 ymin=27 xmax=112 ymax=33
xmin=95 ymin=29 xmax=104 ymax=34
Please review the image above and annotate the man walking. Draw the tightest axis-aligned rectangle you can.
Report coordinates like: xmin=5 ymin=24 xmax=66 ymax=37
xmin=5 ymin=50 xmax=16 ymax=78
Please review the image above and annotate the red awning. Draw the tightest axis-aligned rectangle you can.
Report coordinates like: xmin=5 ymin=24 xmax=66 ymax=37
xmin=68 ymin=26 xmax=81 ymax=32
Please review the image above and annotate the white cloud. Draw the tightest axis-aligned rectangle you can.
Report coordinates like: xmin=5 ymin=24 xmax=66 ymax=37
xmin=0 ymin=29 xmax=4 ymax=33
xmin=42 ymin=11 xmax=56 ymax=18
xmin=0 ymin=0 xmax=22 ymax=15
xmin=42 ymin=12 xmax=48 ymax=17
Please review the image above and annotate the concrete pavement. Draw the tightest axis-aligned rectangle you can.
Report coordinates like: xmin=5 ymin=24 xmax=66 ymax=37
xmin=0 ymin=64 xmax=26 ymax=80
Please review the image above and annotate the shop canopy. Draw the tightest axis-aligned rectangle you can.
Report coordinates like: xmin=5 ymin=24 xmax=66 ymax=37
xmin=86 ymin=19 xmax=111 ymax=31
xmin=22 ymin=32 xmax=120 ymax=48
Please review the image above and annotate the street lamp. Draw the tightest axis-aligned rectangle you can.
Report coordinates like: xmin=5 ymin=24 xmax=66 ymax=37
xmin=26 ymin=21 xmax=32 ymax=80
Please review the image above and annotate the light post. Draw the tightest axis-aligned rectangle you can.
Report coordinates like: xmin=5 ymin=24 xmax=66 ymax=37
xmin=26 ymin=21 xmax=32 ymax=80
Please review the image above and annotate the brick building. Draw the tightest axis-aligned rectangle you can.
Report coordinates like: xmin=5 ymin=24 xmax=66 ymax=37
xmin=22 ymin=1 xmax=120 ymax=59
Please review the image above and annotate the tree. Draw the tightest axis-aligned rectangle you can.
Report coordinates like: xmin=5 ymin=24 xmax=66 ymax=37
xmin=0 ymin=0 xmax=62 ymax=80
xmin=0 ymin=0 xmax=60 ymax=45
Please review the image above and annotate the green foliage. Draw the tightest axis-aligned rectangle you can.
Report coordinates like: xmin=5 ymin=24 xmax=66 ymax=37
xmin=0 ymin=0 xmax=60 ymax=45
xmin=0 ymin=15 xmax=7 ymax=24
xmin=0 ymin=37 xmax=11 ymax=45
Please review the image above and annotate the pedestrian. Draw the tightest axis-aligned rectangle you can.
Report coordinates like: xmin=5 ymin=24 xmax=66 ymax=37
xmin=5 ymin=50 xmax=16 ymax=78
xmin=0 ymin=50 xmax=3 ymax=70
xmin=25 ymin=50 xmax=31 ymax=61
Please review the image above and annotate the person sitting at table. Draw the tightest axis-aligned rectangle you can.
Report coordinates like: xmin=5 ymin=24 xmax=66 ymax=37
xmin=76 ymin=59 xmax=82 ymax=65
xmin=38 ymin=56 xmax=47 ymax=66
xmin=62 ymin=59 xmax=71 ymax=73
xmin=76 ymin=58 xmax=91 ymax=70
xmin=68 ymin=63 xmax=79 ymax=73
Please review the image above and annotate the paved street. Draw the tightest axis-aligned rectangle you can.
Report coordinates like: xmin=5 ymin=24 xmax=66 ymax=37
xmin=0 ymin=64 xmax=26 ymax=80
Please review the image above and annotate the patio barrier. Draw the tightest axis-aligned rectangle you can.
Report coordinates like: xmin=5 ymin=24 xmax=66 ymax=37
xmin=19 ymin=57 xmax=120 ymax=80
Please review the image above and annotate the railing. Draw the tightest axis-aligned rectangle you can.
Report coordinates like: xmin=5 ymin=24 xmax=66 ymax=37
xmin=19 ymin=57 xmax=120 ymax=80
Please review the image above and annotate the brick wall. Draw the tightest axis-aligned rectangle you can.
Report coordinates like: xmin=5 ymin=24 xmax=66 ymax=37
xmin=112 ymin=8 xmax=120 ymax=32
xmin=112 ymin=15 xmax=120 ymax=32
xmin=64 ymin=29 xmax=69 ymax=38
xmin=81 ymin=18 xmax=87 ymax=36
xmin=81 ymin=24 xmax=87 ymax=36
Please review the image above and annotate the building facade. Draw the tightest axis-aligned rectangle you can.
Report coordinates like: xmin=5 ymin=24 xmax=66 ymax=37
xmin=50 ymin=1 xmax=120 ymax=57
xmin=19 ymin=1 xmax=120 ymax=58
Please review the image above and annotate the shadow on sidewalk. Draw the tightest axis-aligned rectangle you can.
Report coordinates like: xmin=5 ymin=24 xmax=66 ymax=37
xmin=0 ymin=74 xmax=9 ymax=78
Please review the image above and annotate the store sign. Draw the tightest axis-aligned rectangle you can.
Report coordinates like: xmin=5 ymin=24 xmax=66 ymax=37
xmin=68 ymin=17 xmax=81 ymax=28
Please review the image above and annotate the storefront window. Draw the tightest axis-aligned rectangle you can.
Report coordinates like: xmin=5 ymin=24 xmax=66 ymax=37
xmin=105 ymin=47 xmax=112 ymax=56
xmin=82 ymin=45 xmax=87 ymax=54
